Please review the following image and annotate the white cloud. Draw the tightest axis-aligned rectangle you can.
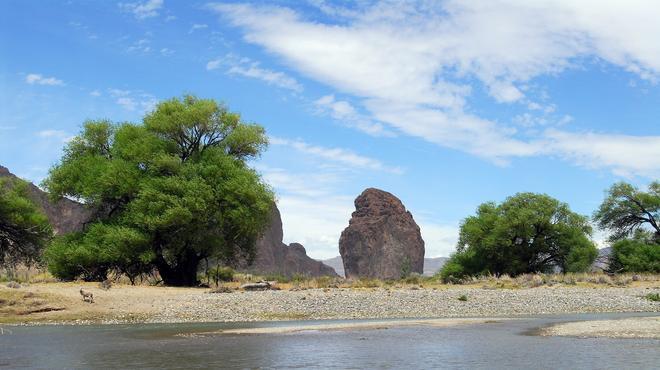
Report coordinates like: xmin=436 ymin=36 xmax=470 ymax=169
xmin=210 ymin=1 xmax=660 ymax=177
xmin=116 ymin=97 xmax=137 ymax=111
xmin=119 ymin=0 xmax=163 ymax=20
xmin=256 ymin=164 xmax=354 ymax=259
xmin=126 ymin=38 xmax=151 ymax=53
xmin=270 ymin=136 xmax=403 ymax=174
xmin=160 ymin=48 xmax=174 ymax=56
xmin=314 ymin=95 xmax=395 ymax=137
xmin=89 ymin=90 xmax=101 ymax=97
xmin=544 ymin=129 xmax=660 ymax=178
xmin=25 ymin=73 xmax=64 ymax=86
xmin=417 ymin=222 xmax=460 ymax=257
xmin=109 ymin=88 xmax=158 ymax=113
xmin=188 ymin=24 xmax=208 ymax=34
xmin=207 ymin=54 xmax=303 ymax=92
xmin=206 ymin=59 xmax=222 ymax=71
xmin=37 ymin=130 xmax=73 ymax=143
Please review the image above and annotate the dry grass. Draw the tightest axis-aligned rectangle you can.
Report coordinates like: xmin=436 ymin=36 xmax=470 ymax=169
xmin=452 ymin=272 xmax=659 ymax=289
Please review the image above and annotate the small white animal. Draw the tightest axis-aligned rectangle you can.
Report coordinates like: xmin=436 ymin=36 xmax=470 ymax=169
xmin=80 ymin=288 xmax=94 ymax=303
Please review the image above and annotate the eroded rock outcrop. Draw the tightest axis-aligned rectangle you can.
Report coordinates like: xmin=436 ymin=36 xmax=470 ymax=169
xmin=339 ymin=188 xmax=424 ymax=279
xmin=0 ymin=165 xmax=91 ymax=234
xmin=244 ymin=205 xmax=338 ymax=277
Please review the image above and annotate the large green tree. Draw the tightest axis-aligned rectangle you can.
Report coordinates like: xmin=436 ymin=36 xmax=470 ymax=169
xmin=440 ymin=192 xmax=597 ymax=281
xmin=0 ymin=178 xmax=52 ymax=269
xmin=593 ymin=181 xmax=659 ymax=243
xmin=43 ymin=95 xmax=273 ymax=286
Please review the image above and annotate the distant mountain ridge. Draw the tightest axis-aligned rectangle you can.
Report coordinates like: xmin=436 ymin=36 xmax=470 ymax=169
xmin=321 ymin=256 xmax=448 ymax=278
xmin=0 ymin=165 xmax=91 ymax=235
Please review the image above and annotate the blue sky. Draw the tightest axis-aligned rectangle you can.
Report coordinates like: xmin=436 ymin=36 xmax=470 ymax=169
xmin=1 ymin=0 xmax=659 ymax=259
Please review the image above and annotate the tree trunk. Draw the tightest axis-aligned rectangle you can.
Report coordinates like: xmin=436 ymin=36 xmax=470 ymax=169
xmin=154 ymin=250 xmax=202 ymax=287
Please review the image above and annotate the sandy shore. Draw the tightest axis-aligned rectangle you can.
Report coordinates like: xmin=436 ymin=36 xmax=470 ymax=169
xmin=541 ymin=316 xmax=660 ymax=339
xmin=179 ymin=317 xmax=507 ymax=336
xmin=1 ymin=281 xmax=658 ymax=325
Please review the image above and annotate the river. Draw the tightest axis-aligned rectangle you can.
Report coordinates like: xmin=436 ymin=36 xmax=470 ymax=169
xmin=1 ymin=313 xmax=658 ymax=369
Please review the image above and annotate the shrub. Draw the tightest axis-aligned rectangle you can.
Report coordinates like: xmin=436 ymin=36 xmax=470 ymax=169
xmin=645 ymin=293 xmax=660 ymax=302
xmin=457 ymin=294 xmax=468 ymax=301
xmin=207 ymin=266 xmax=235 ymax=286
xmin=262 ymin=273 xmax=290 ymax=283
xmin=609 ymin=238 xmax=660 ymax=273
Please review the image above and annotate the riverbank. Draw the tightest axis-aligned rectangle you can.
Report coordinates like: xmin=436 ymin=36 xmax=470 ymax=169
xmin=1 ymin=280 xmax=658 ymax=325
xmin=541 ymin=316 xmax=660 ymax=339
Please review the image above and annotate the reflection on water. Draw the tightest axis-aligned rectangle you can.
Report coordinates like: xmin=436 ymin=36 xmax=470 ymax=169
xmin=1 ymin=313 xmax=658 ymax=369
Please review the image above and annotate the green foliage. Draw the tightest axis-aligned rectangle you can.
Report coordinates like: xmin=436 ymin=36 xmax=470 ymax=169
xmin=43 ymin=95 xmax=274 ymax=285
xmin=438 ymin=249 xmax=475 ymax=283
xmin=206 ymin=266 xmax=235 ymax=286
xmin=399 ymin=256 xmax=412 ymax=278
xmin=43 ymin=224 xmax=151 ymax=282
xmin=594 ymin=181 xmax=660 ymax=243
xmin=645 ymin=293 xmax=660 ymax=302
xmin=457 ymin=294 xmax=468 ymax=301
xmin=439 ymin=192 xmax=597 ymax=281
xmin=608 ymin=235 xmax=660 ymax=273
xmin=0 ymin=178 xmax=52 ymax=268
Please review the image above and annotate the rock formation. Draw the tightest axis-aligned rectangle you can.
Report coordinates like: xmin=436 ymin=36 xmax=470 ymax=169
xmin=0 ymin=165 xmax=91 ymax=234
xmin=244 ymin=205 xmax=338 ymax=277
xmin=339 ymin=188 xmax=425 ymax=279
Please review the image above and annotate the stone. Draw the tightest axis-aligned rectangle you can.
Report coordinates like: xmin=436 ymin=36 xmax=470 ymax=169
xmin=0 ymin=165 xmax=91 ymax=235
xmin=241 ymin=205 xmax=339 ymax=277
xmin=339 ymin=188 xmax=425 ymax=280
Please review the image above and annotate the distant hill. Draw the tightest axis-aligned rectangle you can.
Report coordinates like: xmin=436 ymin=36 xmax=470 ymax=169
xmin=592 ymin=247 xmax=612 ymax=271
xmin=423 ymin=257 xmax=449 ymax=276
xmin=320 ymin=256 xmax=448 ymax=278
xmin=321 ymin=256 xmax=345 ymax=277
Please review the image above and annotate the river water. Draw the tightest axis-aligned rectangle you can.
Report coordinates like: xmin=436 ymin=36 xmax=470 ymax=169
xmin=1 ymin=313 xmax=658 ymax=369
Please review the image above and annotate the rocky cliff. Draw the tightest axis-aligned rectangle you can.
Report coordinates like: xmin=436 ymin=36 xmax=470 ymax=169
xmin=244 ymin=205 xmax=338 ymax=277
xmin=339 ymin=188 xmax=425 ymax=279
xmin=0 ymin=165 xmax=91 ymax=234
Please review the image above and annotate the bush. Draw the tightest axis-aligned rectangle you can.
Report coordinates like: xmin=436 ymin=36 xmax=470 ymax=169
xmin=207 ymin=266 xmax=235 ymax=285
xmin=437 ymin=250 xmax=476 ymax=283
xmin=645 ymin=293 xmax=660 ymax=302
xmin=43 ymin=224 xmax=152 ymax=282
xmin=457 ymin=294 xmax=468 ymax=301
xmin=609 ymin=239 xmax=660 ymax=273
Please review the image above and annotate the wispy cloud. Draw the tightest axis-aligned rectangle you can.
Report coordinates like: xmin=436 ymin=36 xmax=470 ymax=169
xmin=314 ymin=95 xmax=395 ymax=137
xmin=160 ymin=48 xmax=174 ymax=56
xmin=25 ymin=73 xmax=64 ymax=86
xmin=37 ymin=130 xmax=73 ymax=143
xmin=119 ymin=0 xmax=163 ymax=20
xmin=270 ymin=136 xmax=403 ymax=175
xmin=108 ymin=88 xmax=158 ymax=113
xmin=211 ymin=1 xmax=660 ymax=178
xmin=188 ymin=23 xmax=208 ymax=34
xmin=126 ymin=38 xmax=151 ymax=53
xmin=207 ymin=54 xmax=303 ymax=92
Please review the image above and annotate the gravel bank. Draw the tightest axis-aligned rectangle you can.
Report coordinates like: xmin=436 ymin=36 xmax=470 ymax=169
xmin=149 ymin=286 xmax=659 ymax=323
xmin=541 ymin=316 xmax=660 ymax=338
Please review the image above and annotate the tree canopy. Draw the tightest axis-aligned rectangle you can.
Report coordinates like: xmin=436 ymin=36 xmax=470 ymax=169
xmin=608 ymin=231 xmax=660 ymax=273
xmin=43 ymin=95 xmax=274 ymax=286
xmin=439 ymin=192 xmax=597 ymax=282
xmin=594 ymin=181 xmax=660 ymax=243
xmin=0 ymin=177 xmax=52 ymax=269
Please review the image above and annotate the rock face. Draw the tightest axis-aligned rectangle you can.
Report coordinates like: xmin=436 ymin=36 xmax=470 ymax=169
xmin=0 ymin=165 xmax=91 ymax=234
xmin=339 ymin=188 xmax=425 ymax=279
xmin=245 ymin=205 xmax=338 ymax=277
